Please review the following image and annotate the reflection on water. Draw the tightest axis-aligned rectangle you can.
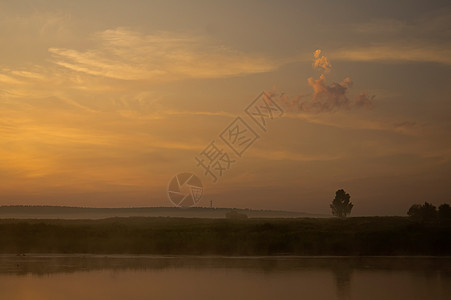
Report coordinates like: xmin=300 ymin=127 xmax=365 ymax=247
xmin=332 ymin=261 xmax=353 ymax=300
xmin=0 ymin=255 xmax=450 ymax=300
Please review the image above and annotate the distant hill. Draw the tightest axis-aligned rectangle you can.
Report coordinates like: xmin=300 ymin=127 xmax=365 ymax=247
xmin=0 ymin=205 xmax=327 ymax=219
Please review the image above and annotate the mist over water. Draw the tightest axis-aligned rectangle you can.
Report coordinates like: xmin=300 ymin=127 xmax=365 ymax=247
xmin=1 ymin=255 xmax=450 ymax=300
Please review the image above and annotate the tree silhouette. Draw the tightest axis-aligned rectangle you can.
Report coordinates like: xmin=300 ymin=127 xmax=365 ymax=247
xmin=407 ymin=204 xmax=422 ymax=219
xmin=407 ymin=202 xmax=437 ymax=221
xmin=438 ymin=203 xmax=451 ymax=220
xmin=330 ymin=189 xmax=353 ymax=217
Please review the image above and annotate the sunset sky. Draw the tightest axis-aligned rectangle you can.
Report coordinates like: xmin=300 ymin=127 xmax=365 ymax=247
xmin=1 ymin=0 xmax=450 ymax=215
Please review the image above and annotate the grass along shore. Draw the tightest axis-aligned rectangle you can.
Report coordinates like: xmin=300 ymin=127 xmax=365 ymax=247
xmin=0 ymin=217 xmax=450 ymax=256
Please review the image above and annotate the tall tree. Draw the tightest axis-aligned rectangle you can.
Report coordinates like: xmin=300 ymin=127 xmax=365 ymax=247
xmin=330 ymin=189 xmax=353 ymax=218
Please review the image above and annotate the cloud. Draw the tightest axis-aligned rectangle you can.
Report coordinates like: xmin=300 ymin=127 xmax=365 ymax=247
xmin=331 ymin=44 xmax=451 ymax=65
xmin=278 ymin=50 xmax=375 ymax=113
xmin=393 ymin=121 xmax=416 ymax=128
xmin=304 ymin=75 xmax=353 ymax=112
xmin=355 ymin=92 xmax=375 ymax=109
xmin=352 ymin=19 xmax=409 ymax=35
xmin=312 ymin=49 xmax=332 ymax=73
xmin=49 ymin=28 xmax=278 ymax=81
xmin=0 ymin=10 xmax=70 ymax=37
xmin=331 ymin=12 xmax=451 ymax=66
xmin=0 ymin=73 xmax=23 ymax=85
xmin=284 ymin=112 xmax=418 ymax=135
xmin=252 ymin=148 xmax=342 ymax=162
xmin=0 ymin=104 xmax=207 ymax=186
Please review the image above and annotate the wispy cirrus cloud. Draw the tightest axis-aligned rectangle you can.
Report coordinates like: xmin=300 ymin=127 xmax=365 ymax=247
xmin=49 ymin=28 xmax=278 ymax=81
xmin=331 ymin=11 xmax=451 ymax=65
xmin=331 ymin=43 xmax=451 ymax=65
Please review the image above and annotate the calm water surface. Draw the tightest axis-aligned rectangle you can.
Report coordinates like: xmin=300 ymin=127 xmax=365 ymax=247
xmin=0 ymin=255 xmax=450 ymax=300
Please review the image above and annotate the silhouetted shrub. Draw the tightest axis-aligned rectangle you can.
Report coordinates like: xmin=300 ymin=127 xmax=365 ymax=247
xmin=407 ymin=202 xmax=437 ymax=221
xmin=438 ymin=203 xmax=451 ymax=220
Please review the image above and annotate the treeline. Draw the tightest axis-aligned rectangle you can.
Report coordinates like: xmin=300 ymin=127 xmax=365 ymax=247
xmin=0 ymin=217 xmax=450 ymax=256
xmin=407 ymin=202 xmax=451 ymax=221
xmin=0 ymin=206 xmax=320 ymax=219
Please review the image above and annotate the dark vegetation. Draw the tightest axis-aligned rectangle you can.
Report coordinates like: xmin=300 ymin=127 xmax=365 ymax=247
xmin=0 ymin=206 xmax=324 ymax=219
xmin=0 ymin=216 xmax=450 ymax=256
xmin=408 ymin=202 xmax=451 ymax=222
xmin=225 ymin=210 xmax=248 ymax=219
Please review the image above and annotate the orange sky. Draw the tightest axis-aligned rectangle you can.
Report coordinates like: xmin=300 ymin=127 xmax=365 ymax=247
xmin=1 ymin=0 xmax=450 ymax=215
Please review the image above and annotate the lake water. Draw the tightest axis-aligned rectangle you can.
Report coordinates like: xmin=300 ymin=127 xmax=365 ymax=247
xmin=0 ymin=255 xmax=450 ymax=300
